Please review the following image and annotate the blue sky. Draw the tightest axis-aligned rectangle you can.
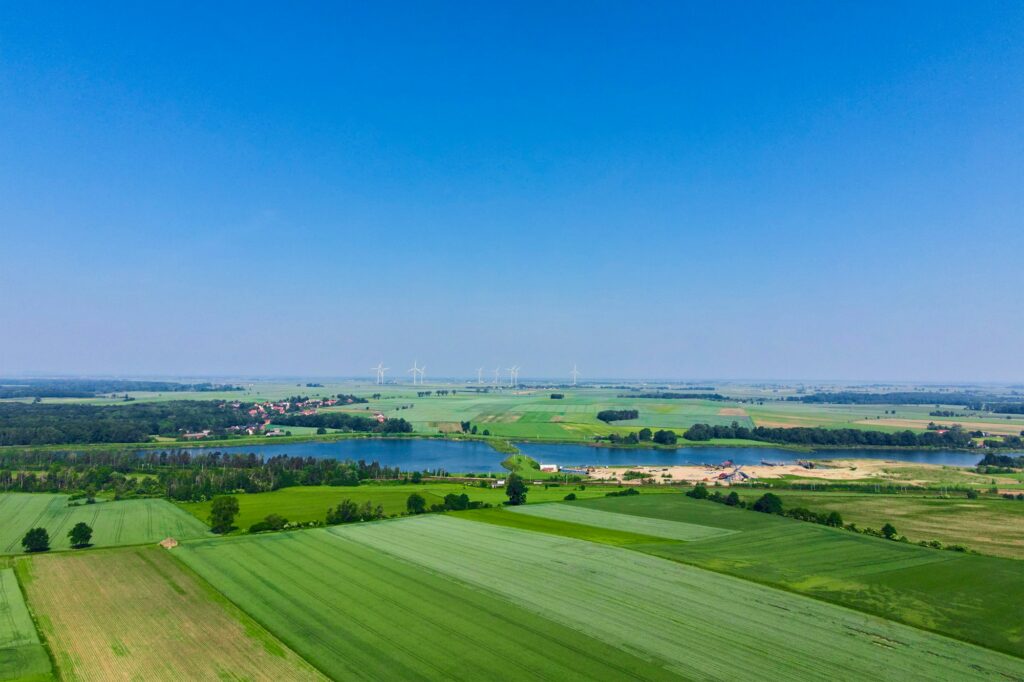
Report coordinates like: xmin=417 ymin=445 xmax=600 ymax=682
xmin=1 ymin=2 xmax=1022 ymax=381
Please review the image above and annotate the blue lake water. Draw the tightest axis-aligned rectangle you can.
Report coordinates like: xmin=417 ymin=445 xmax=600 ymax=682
xmin=140 ymin=438 xmax=987 ymax=471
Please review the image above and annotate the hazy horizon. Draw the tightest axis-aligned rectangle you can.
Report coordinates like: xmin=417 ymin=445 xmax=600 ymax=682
xmin=3 ymin=3 xmax=1022 ymax=382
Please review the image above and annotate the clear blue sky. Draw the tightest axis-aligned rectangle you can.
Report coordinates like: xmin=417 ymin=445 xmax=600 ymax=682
xmin=1 ymin=2 xmax=1022 ymax=381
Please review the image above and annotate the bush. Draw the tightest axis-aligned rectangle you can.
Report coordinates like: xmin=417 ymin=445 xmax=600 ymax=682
xmin=686 ymin=484 xmax=709 ymax=499
xmin=604 ymin=488 xmax=640 ymax=497
xmin=752 ymin=493 xmax=783 ymax=514
xmin=564 ymin=493 xmax=577 ymax=501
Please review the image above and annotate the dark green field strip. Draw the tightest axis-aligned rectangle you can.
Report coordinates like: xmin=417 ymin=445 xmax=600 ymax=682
xmin=336 ymin=516 xmax=1024 ymax=680
xmin=580 ymin=494 xmax=1024 ymax=658
xmin=507 ymin=503 xmax=738 ymax=541
xmin=175 ymin=530 xmax=679 ymax=681
xmin=0 ymin=569 xmax=52 ymax=681
xmin=454 ymin=507 xmax=675 ymax=546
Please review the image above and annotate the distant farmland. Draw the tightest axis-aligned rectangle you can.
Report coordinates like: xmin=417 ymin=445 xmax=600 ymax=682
xmin=177 ymin=515 xmax=1024 ymax=680
xmin=0 ymin=494 xmax=208 ymax=554
xmin=0 ymin=568 xmax=51 ymax=682
xmin=18 ymin=547 xmax=322 ymax=680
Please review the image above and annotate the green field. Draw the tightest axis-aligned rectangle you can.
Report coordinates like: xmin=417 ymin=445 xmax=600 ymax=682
xmin=0 ymin=494 xmax=209 ymax=554
xmin=0 ymin=568 xmax=52 ymax=681
xmin=732 ymin=490 xmax=1024 ymax=559
xmin=175 ymin=528 xmax=679 ymax=680
xmin=177 ymin=482 xmax=645 ymax=531
xmin=334 ymin=515 xmax=1024 ymax=679
xmin=578 ymin=494 xmax=1024 ymax=657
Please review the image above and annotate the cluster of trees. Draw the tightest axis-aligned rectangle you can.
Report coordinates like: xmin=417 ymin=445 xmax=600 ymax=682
xmin=597 ymin=428 xmax=678 ymax=445
xmin=20 ymin=521 xmax=93 ymax=553
xmin=273 ymin=412 xmax=412 ymax=433
xmin=335 ymin=394 xmax=368 ymax=404
xmin=683 ymin=422 xmax=977 ymax=448
xmin=930 ymin=410 xmax=968 ymax=418
xmin=406 ymin=492 xmax=490 ymax=514
xmin=604 ymin=488 xmax=640 ymax=497
xmin=982 ymin=403 xmax=1024 ymax=414
xmin=0 ymin=401 xmax=254 ymax=445
xmin=790 ymin=391 xmax=989 ymax=405
xmin=978 ymin=453 xmax=1024 ymax=468
xmin=550 ymin=393 xmax=564 ymax=399
xmin=327 ymin=499 xmax=386 ymax=524
xmin=0 ymin=449 xmax=405 ymax=501
xmin=596 ymin=409 xmax=639 ymax=423
xmin=458 ymin=421 xmax=479 ymax=434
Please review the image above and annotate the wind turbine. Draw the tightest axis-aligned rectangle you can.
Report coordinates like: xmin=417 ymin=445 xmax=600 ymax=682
xmin=476 ymin=367 xmax=484 ymax=384
xmin=419 ymin=365 xmax=426 ymax=385
xmin=371 ymin=362 xmax=389 ymax=385
xmin=570 ymin=364 xmax=581 ymax=386
xmin=492 ymin=367 xmax=501 ymax=386
xmin=408 ymin=360 xmax=423 ymax=386
xmin=507 ymin=366 xmax=520 ymax=388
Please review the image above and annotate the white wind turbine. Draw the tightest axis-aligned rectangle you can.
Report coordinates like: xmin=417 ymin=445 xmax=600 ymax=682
xmin=408 ymin=360 xmax=423 ymax=386
xmin=476 ymin=367 xmax=484 ymax=384
xmin=371 ymin=362 xmax=389 ymax=385
xmin=492 ymin=367 xmax=501 ymax=386
xmin=570 ymin=364 xmax=581 ymax=386
xmin=507 ymin=366 xmax=520 ymax=388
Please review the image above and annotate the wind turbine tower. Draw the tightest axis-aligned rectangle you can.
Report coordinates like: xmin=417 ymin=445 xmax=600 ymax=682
xmin=492 ymin=367 xmax=500 ymax=386
xmin=508 ymin=366 xmax=520 ymax=388
xmin=571 ymin=364 xmax=581 ymax=386
xmin=371 ymin=362 xmax=389 ymax=385
xmin=476 ymin=367 xmax=484 ymax=384
xmin=408 ymin=360 xmax=423 ymax=386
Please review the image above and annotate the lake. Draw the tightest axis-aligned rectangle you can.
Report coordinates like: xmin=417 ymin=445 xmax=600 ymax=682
xmin=142 ymin=438 xmax=988 ymax=471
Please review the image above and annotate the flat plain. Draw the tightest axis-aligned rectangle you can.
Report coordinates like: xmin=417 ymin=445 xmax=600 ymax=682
xmin=0 ymin=494 xmax=208 ymax=554
xmin=17 ymin=546 xmax=322 ymax=681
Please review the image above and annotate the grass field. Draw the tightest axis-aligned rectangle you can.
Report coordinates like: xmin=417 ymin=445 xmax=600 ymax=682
xmin=17 ymin=546 xmax=322 ymax=680
xmin=0 ymin=568 xmax=52 ymax=682
xmin=732 ymin=490 xmax=1024 ymax=559
xmin=177 ymin=482 xmax=645 ymax=531
xmin=0 ymin=494 xmax=209 ymax=555
xmin=334 ymin=515 xmax=1024 ymax=679
xmin=577 ymin=494 xmax=1024 ymax=657
xmin=175 ymin=528 xmax=679 ymax=680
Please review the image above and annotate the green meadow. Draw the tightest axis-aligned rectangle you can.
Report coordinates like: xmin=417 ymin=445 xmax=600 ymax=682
xmin=0 ymin=568 xmax=52 ymax=681
xmin=0 ymin=494 xmax=208 ymax=554
xmin=177 ymin=482 xmax=642 ymax=531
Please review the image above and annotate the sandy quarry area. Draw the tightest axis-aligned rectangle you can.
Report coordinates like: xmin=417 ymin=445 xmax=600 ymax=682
xmin=586 ymin=459 xmax=934 ymax=485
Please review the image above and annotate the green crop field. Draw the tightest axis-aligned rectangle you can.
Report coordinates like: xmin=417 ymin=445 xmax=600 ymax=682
xmin=577 ymin=494 xmax=1024 ymax=657
xmin=0 ymin=568 xmax=52 ymax=682
xmin=731 ymin=490 xmax=1024 ymax=559
xmin=332 ymin=515 xmax=1024 ymax=679
xmin=174 ymin=528 xmax=679 ymax=680
xmin=506 ymin=502 xmax=738 ymax=541
xmin=0 ymin=494 xmax=209 ymax=554
xmin=177 ymin=482 xmax=641 ymax=531
xmin=18 ymin=546 xmax=321 ymax=680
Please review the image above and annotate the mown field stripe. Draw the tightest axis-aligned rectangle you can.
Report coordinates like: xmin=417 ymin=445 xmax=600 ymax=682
xmin=506 ymin=502 xmax=737 ymax=541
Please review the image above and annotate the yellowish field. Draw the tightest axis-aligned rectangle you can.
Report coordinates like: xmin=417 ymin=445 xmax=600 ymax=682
xmin=855 ymin=417 xmax=1024 ymax=436
xmin=18 ymin=547 xmax=322 ymax=681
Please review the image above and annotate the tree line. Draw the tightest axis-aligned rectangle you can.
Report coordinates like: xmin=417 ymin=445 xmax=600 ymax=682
xmin=272 ymin=413 xmax=412 ymax=433
xmin=622 ymin=393 xmax=729 ymax=401
xmin=682 ymin=421 xmax=977 ymax=448
xmin=0 ymin=378 xmax=241 ymax=399
xmin=597 ymin=409 xmax=639 ymax=423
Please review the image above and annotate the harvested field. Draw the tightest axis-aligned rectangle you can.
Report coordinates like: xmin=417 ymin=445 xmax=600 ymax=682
xmin=0 ymin=568 xmax=52 ymax=681
xmin=0 ymin=494 xmax=208 ymax=554
xmin=18 ymin=547 xmax=322 ymax=681
xmin=506 ymin=502 xmax=737 ymax=541
xmin=855 ymin=417 xmax=1024 ymax=435
xmin=334 ymin=516 xmax=1024 ymax=679
xmin=717 ymin=407 xmax=747 ymax=416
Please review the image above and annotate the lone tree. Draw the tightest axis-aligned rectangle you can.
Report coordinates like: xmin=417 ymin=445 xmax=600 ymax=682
xmin=752 ymin=493 xmax=783 ymax=514
xmin=68 ymin=521 xmax=93 ymax=548
xmin=406 ymin=493 xmax=427 ymax=514
xmin=21 ymin=528 xmax=50 ymax=553
xmin=881 ymin=522 xmax=898 ymax=539
xmin=505 ymin=473 xmax=528 ymax=506
xmin=209 ymin=495 xmax=240 ymax=534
